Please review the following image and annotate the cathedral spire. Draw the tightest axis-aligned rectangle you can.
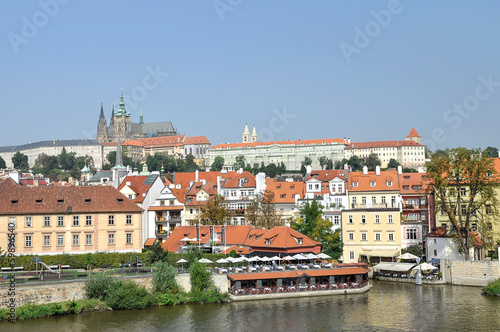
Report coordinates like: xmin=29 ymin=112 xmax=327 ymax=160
xmin=139 ymin=105 xmax=144 ymax=125
xmin=114 ymin=134 xmax=124 ymax=168
xmin=242 ymin=123 xmax=250 ymax=143
xmin=116 ymin=88 xmax=129 ymax=117
xmin=251 ymin=125 xmax=258 ymax=142
xmin=99 ymin=103 xmax=105 ymax=119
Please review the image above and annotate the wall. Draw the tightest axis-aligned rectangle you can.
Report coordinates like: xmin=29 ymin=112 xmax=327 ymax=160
xmin=0 ymin=273 xmax=230 ymax=309
xmin=444 ymin=259 xmax=500 ymax=287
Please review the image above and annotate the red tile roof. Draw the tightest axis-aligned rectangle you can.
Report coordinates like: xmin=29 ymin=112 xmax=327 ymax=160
xmin=227 ymin=267 xmax=369 ymax=281
xmin=0 ymin=178 xmax=143 ymax=215
xmin=349 ymin=170 xmax=400 ymax=192
xmin=399 ymin=172 xmax=430 ymax=195
xmin=305 ymin=170 xmax=347 ymax=182
xmin=183 ymin=136 xmax=211 ymax=145
xmin=248 ymin=226 xmax=321 ymax=250
xmin=406 ymin=128 xmax=421 ymax=138
xmin=265 ymin=180 xmax=305 ymax=203
xmin=144 ymin=238 xmax=156 ymax=247
xmin=222 ymin=245 xmax=251 ymax=255
xmin=213 ymin=138 xmax=346 ymax=150
xmin=139 ymin=135 xmax=186 ymax=148
xmin=117 ymin=175 xmax=153 ymax=203
xmin=345 ymin=140 xmax=423 ymax=149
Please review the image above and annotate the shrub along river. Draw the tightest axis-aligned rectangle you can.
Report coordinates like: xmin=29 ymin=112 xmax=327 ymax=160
xmin=2 ymin=281 xmax=499 ymax=331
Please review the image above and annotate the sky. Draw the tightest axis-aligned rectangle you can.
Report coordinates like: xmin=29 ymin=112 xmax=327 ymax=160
xmin=1 ymin=1 xmax=500 ymax=152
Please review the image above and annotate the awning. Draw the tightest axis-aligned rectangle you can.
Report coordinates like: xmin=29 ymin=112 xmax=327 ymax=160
xmin=373 ymin=262 xmax=416 ymax=272
xmin=361 ymin=250 xmax=400 ymax=258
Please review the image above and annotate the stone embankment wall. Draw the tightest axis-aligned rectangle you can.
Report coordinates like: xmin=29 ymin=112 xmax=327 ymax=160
xmin=444 ymin=260 xmax=500 ymax=287
xmin=0 ymin=274 xmax=229 ymax=309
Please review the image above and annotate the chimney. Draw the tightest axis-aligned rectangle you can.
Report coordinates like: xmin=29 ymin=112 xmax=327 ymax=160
xmin=306 ymin=165 xmax=312 ymax=175
xmin=189 ymin=181 xmax=193 ymax=187
xmin=201 ymin=179 xmax=206 ymax=185
xmin=33 ymin=178 xmax=39 ymax=187
xmin=375 ymin=166 xmax=380 ymax=176
xmin=238 ymin=168 xmax=243 ymax=174
xmin=398 ymin=165 xmax=403 ymax=175
xmin=217 ymin=176 xmax=222 ymax=194
xmin=363 ymin=166 xmax=368 ymax=175
xmin=347 ymin=138 xmax=351 ymax=144
xmin=195 ymin=170 xmax=199 ymax=182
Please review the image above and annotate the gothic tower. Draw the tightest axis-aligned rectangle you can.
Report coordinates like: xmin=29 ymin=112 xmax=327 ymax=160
xmin=97 ymin=103 xmax=109 ymax=143
xmin=113 ymin=89 xmax=132 ymax=141
xmin=251 ymin=125 xmax=258 ymax=142
xmin=242 ymin=123 xmax=250 ymax=143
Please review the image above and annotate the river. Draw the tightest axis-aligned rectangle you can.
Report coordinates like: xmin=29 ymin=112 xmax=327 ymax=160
xmin=2 ymin=281 xmax=499 ymax=331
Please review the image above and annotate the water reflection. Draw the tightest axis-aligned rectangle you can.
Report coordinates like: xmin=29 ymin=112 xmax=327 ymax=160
xmin=2 ymin=282 xmax=499 ymax=332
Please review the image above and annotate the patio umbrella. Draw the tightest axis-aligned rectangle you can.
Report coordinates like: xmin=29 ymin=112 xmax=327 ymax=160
xmin=216 ymin=258 xmax=230 ymax=264
xmin=176 ymin=258 xmax=188 ymax=270
xmin=180 ymin=237 xmax=191 ymax=242
xmin=293 ymin=254 xmax=307 ymax=263
xmin=260 ymin=256 xmax=271 ymax=262
xmin=282 ymin=255 xmax=296 ymax=262
xmin=305 ymin=253 xmax=319 ymax=260
xmin=198 ymin=258 xmax=214 ymax=264
xmin=248 ymin=256 xmax=261 ymax=263
xmin=270 ymin=256 xmax=282 ymax=261
xmin=397 ymin=253 xmax=419 ymax=260
xmin=413 ymin=263 xmax=438 ymax=271
xmin=317 ymin=253 xmax=332 ymax=259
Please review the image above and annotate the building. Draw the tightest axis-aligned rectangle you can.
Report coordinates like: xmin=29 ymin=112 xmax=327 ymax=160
xmin=0 ymin=178 xmax=143 ymax=255
xmin=0 ymin=139 xmax=104 ymax=170
xmin=344 ymin=128 xmax=426 ymax=169
xmin=399 ymin=169 xmax=435 ymax=249
xmin=342 ymin=167 xmax=402 ymax=263
xmin=209 ymin=128 xmax=347 ymax=171
xmin=426 ymin=227 xmax=485 ymax=261
xmin=247 ymin=226 xmax=322 ymax=256
xmin=97 ymin=91 xmax=177 ymax=144
xmin=265 ymin=179 xmax=305 ymax=226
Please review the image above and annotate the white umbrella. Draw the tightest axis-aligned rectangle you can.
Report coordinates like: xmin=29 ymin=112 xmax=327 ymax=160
xmin=270 ymin=256 xmax=282 ymax=261
xmin=397 ymin=252 xmax=419 ymax=260
xmin=239 ymin=256 xmax=250 ymax=262
xmin=413 ymin=263 xmax=438 ymax=271
xmin=248 ymin=256 xmax=261 ymax=262
xmin=283 ymin=255 xmax=296 ymax=261
xmin=293 ymin=254 xmax=307 ymax=261
xmin=198 ymin=258 xmax=214 ymax=264
xmin=176 ymin=258 xmax=188 ymax=270
xmin=189 ymin=238 xmax=199 ymax=242
xmin=305 ymin=253 xmax=319 ymax=260
xmin=317 ymin=253 xmax=332 ymax=259
xmin=260 ymin=256 xmax=271 ymax=262
xmin=180 ymin=237 xmax=191 ymax=242
xmin=216 ymin=258 xmax=229 ymax=264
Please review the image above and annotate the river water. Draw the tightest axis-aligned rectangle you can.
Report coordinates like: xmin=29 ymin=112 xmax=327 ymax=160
xmin=2 ymin=281 xmax=499 ymax=331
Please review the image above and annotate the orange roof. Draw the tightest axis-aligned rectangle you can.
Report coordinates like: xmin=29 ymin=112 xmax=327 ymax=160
xmin=140 ymin=135 xmax=186 ymax=148
xmin=227 ymin=267 xmax=369 ymax=281
xmin=117 ymin=175 xmax=155 ymax=203
xmin=399 ymin=172 xmax=430 ymax=195
xmin=183 ymin=136 xmax=211 ymax=145
xmin=222 ymin=245 xmax=251 ymax=255
xmin=171 ymin=188 xmax=187 ymax=203
xmin=349 ymin=170 xmax=400 ymax=192
xmin=149 ymin=206 xmax=183 ymax=211
xmin=101 ymin=139 xmax=144 ymax=147
xmin=265 ymin=180 xmax=305 ymax=203
xmin=144 ymin=238 xmax=156 ymax=246
xmin=248 ymin=226 xmax=321 ymax=249
xmin=305 ymin=170 xmax=347 ymax=182
xmin=406 ymin=128 xmax=421 ymax=138
xmin=345 ymin=140 xmax=422 ymax=149
xmin=213 ymin=138 xmax=346 ymax=149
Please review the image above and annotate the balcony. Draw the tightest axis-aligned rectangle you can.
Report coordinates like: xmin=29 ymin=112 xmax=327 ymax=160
xmin=351 ymin=203 xmax=392 ymax=209
xmin=155 ymin=217 xmax=182 ymax=223
xmin=155 ymin=230 xmax=171 ymax=236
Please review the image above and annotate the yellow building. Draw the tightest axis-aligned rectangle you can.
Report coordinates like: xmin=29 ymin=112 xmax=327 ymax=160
xmin=0 ymin=178 xmax=143 ymax=255
xmin=342 ymin=167 xmax=402 ymax=263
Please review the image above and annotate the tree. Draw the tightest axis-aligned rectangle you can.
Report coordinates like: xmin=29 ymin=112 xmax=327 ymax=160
xmin=318 ymin=156 xmax=328 ymax=170
xmin=59 ymin=147 xmax=76 ymax=170
xmin=290 ymin=199 xmax=343 ymax=258
xmin=0 ymin=156 xmax=6 ymax=169
xmin=12 ymin=151 xmax=29 ymax=171
xmin=302 ymin=156 xmax=312 ymax=167
xmin=185 ymin=154 xmax=199 ymax=172
xmin=325 ymin=159 xmax=333 ymax=170
xmin=210 ymin=156 xmax=224 ymax=171
xmin=245 ymin=190 xmax=282 ymax=228
xmin=277 ymin=162 xmax=287 ymax=175
xmin=189 ymin=260 xmax=213 ymax=294
xmin=483 ymin=146 xmax=499 ymax=158
xmin=387 ymin=158 xmax=400 ymax=169
xmin=199 ymin=195 xmax=232 ymax=225
xmin=347 ymin=156 xmax=362 ymax=171
xmin=265 ymin=163 xmax=278 ymax=178
xmin=152 ymin=261 xmax=179 ymax=294
xmin=234 ymin=155 xmax=246 ymax=171
xmin=148 ymin=241 xmax=169 ymax=264
xmin=363 ymin=153 xmax=381 ymax=171
xmin=403 ymin=243 xmax=424 ymax=258
xmin=426 ymin=147 xmax=499 ymax=260
xmin=335 ymin=158 xmax=348 ymax=170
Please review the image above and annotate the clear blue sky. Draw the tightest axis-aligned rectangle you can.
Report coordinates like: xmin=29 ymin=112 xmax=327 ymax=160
xmin=1 ymin=1 xmax=499 ymax=151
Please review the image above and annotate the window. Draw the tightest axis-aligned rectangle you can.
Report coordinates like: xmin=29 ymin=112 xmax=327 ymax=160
xmin=461 ymin=205 xmax=467 ymax=215
xmin=381 ymin=196 xmax=386 ymax=204
xmin=25 ymin=236 xmax=32 ymax=247
xmin=44 ymin=216 xmax=50 ymax=227
xmin=86 ymin=216 xmax=92 ymax=226
xmin=372 ymin=196 xmax=376 ymax=204
xmin=406 ymin=228 xmax=417 ymax=240
xmin=108 ymin=215 xmax=115 ymax=225
xmin=333 ymin=215 xmax=340 ymax=225
xmin=25 ymin=217 xmax=32 ymax=227
xmin=352 ymin=197 xmax=357 ymax=205
xmin=86 ymin=234 xmax=92 ymax=245
xmin=370 ymin=181 xmax=376 ymax=187
xmin=348 ymin=232 xmax=354 ymax=241
xmin=126 ymin=233 xmax=132 ymax=244
xmin=58 ymin=216 xmax=64 ymax=227
xmin=361 ymin=215 xmax=366 ymax=224
xmin=388 ymin=233 xmax=394 ymax=241
xmin=391 ymin=196 xmax=396 ymax=207
xmin=387 ymin=181 xmax=392 ymax=186
xmin=108 ymin=233 xmax=115 ymax=245
xmin=73 ymin=216 xmax=79 ymax=226
xmin=488 ymin=222 xmax=493 ymax=230
xmin=297 ymin=238 xmax=303 ymax=245
xmin=486 ymin=205 xmax=492 ymax=215
xmin=266 ymin=239 xmax=270 ymax=245
xmin=352 ymin=182 xmax=358 ymax=187
xmin=349 ymin=252 xmax=355 ymax=260
xmin=8 ymin=217 xmax=16 ymax=227
xmin=361 ymin=196 xmax=366 ymax=204
xmin=375 ymin=215 xmax=380 ymax=224
xmin=170 ymin=200 xmax=174 ymax=205
xmin=73 ymin=234 xmax=79 ymax=245
xmin=160 ymin=200 xmax=165 ymax=206
xmin=126 ymin=215 xmax=132 ymax=225
xmin=348 ymin=215 xmax=353 ymax=224
xmin=57 ymin=235 xmax=64 ymax=246
xmin=460 ymin=188 xmax=466 ymax=196
xmin=361 ymin=233 xmax=367 ymax=241
xmin=388 ymin=215 xmax=393 ymax=224
xmin=43 ymin=235 xmax=50 ymax=246
xmin=375 ymin=233 xmax=381 ymax=241
xmin=433 ymin=250 xmax=437 ymax=256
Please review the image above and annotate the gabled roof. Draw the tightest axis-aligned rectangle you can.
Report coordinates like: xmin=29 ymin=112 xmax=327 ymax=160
xmin=305 ymin=170 xmax=347 ymax=182
xmin=349 ymin=170 xmax=400 ymax=192
xmin=265 ymin=180 xmax=305 ymax=203
xmin=222 ymin=245 xmax=251 ymax=255
xmin=345 ymin=140 xmax=423 ymax=149
xmin=406 ymin=128 xmax=421 ymax=138
xmin=247 ymin=226 xmax=321 ymax=249
xmin=183 ymin=136 xmax=211 ymax=145
xmin=117 ymin=175 xmax=158 ymax=203
xmin=399 ymin=172 xmax=430 ymax=195
xmin=171 ymin=188 xmax=187 ymax=204
xmin=0 ymin=178 xmax=143 ymax=215
xmin=139 ymin=135 xmax=186 ymax=148
xmin=213 ymin=138 xmax=346 ymax=150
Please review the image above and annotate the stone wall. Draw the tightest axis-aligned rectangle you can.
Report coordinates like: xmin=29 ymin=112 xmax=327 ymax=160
xmin=0 ymin=273 xmax=230 ymax=309
xmin=444 ymin=260 xmax=500 ymax=287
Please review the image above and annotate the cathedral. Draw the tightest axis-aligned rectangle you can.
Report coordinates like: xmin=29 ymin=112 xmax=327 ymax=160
xmin=97 ymin=90 xmax=177 ymax=143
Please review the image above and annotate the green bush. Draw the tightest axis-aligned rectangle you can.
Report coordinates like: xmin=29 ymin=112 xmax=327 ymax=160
xmin=483 ymin=278 xmax=500 ymax=295
xmin=152 ymin=261 xmax=180 ymax=294
xmin=77 ymin=298 xmax=108 ymax=312
xmin=16 ymin=303 xmax=52 ymax=320
xmin=159 ymin=292 xmax=186 ymax=306
xmin=189 ymin=260 xmax=213 ymax=295
xmin=0 ymin=308 xmax=10 ymax=320
xmin=50 ymin=303 xmax=64 ymax=315
xmin=84 ymin=274 xmax=115 ymax=301
xmin=105 ymin=280 xmax=153 ymax=310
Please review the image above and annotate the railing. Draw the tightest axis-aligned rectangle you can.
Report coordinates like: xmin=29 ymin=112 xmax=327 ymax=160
xmin=156 ymin=217 xmax=181 ymax=222
xmin=229 ymin=280 xmax=368 ymax=296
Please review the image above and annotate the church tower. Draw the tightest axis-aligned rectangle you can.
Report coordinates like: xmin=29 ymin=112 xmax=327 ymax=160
xmin=251 ymin=125 xmax=258 ymax=142
xmin=406 ymin=128 xmax=422 ymax=144
xmin=242 ymin=123 xmax=250 ymax=143
xmin=113 ymin=89 xmax=132 ymax=141
xmin=97 ymin=103 xmax=109 ymax=143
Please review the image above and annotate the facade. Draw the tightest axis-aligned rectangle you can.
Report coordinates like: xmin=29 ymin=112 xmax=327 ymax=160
xmin=266 ymin=179 xmax=305 ymax=226
xmin=344 ymin=128 xmax=425 ymax=169
xmin=0 ymin=178 xmax=143 ymax=255
xmin=426 ymin=227 xmax=485 ymax=261
xmin=342 ymin=167 xmax=402 ymax=263
xmin=209 ymin=136 xmax=347 ymax=171
xmin=97 ymin=91 xmax=176 ymax=144
xmin=0 ymin=139 xmax=104 ymax=170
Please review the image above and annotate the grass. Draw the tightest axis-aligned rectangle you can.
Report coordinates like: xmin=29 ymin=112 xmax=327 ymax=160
xmin=482 ymin=278 xmax=500 ymax=296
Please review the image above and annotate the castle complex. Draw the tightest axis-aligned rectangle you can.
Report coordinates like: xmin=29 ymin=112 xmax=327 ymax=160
xmin=97 ymin=90 xmax=177 ymax=143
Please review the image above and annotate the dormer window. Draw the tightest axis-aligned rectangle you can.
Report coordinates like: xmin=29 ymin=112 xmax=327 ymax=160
xmin=85 ymin=199 xmax=91 ymax=203
xmin=387 ymin=181 xmax=393 ymax=186
xmin=297 ymin=238 xmax=303 ymax=245
xmin=370 ymin=182 xmax=376 ymax=187
xmin=35 ymin=199 xmax=43 ymax=204
xmin=11 ymin=199 xmax=18 ymax=205
xmin=57 ymin=199 xmax=64 ymax=204
xmin=265 ymin=239 xmax=270 ymax=245
xmin=352 ymin=182 xmax=358 ymax=187
xmin=117 ymin=198 xmax=124 ymax=204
